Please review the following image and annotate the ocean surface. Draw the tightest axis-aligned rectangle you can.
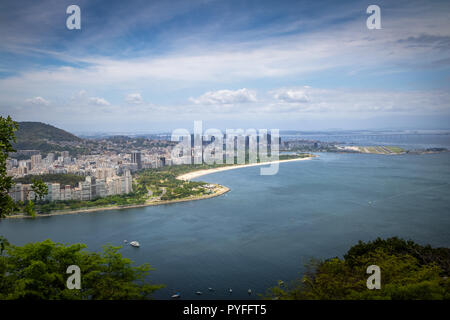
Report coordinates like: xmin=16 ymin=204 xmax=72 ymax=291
xmin=283 ymin=132 xmax=450 ymax=150
xmin=0 ymin=136 xmax=449 ymax=299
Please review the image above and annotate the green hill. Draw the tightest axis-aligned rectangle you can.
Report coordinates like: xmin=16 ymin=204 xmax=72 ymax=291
xmin=16 ymin=122 xmax=81 ymax=143
xmin=12 ymin=122 xmax=86 ymax=157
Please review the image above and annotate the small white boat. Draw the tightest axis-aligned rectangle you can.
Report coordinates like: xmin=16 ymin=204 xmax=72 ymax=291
xmin=248 ymin=289 xmax=252 ymax=295
xmin=124 ymin=240 xmax=127 ymax=243
xmin=130 ymin=241 xmax=140 ymax=247
xmin=208 ymin=287 xmax=214 ymax=292
xmin=171 ymin=292 xmax=181 ymax=299
xmin=229 ymin=288 xmax=233 ymax=294
xmin=195 ymin=291 xmax=202 ymax=295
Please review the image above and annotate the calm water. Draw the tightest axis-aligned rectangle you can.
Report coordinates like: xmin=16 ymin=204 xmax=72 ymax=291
xmin=0 ymin=152 xmax=449 ymax=299
xmin=283 ymin=132 xmax=450 ymax=150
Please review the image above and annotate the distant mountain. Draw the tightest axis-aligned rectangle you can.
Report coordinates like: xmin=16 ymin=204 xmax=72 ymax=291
xmin=12 ymin=122 xmax=84 ymax=156
xmin=16 ymin=122 xmax=82 ymax=143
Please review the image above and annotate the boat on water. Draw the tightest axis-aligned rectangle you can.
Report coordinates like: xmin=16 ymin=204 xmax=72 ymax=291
xmin=130 ymin=241 xmax=140 ymax=247
xmin=195 ymin=291 xmax=202 ymax=295
xmin=171 ymin=292 xmax=181 ymax=299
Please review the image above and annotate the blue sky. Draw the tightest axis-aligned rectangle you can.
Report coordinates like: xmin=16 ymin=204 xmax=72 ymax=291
xmin=0 ymin=0 xmax=449 ymax=132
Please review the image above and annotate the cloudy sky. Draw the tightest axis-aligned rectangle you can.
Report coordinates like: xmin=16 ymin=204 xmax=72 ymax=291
xmin=0 ymin=0 xmax=449 ymax=133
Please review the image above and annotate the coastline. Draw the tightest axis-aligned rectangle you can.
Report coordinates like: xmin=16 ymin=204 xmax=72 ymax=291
xmin=5 ymin=156 xmax=314 ymax=219
xmin=5 ymin=185 xmax=230 ymax=219
xmin=177 ymin=156 xmax=315 ymax=181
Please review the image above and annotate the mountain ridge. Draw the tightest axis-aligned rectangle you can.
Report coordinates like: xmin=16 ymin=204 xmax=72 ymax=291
xmin=12 ymin=122 xmax=85 ymax=156
xmin=15 ymin=122 xmax=82 ymax=143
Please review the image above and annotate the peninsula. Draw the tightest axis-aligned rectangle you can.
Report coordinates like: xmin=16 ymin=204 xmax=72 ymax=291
xmin=6 ymin=154 xmax=315 ymax=219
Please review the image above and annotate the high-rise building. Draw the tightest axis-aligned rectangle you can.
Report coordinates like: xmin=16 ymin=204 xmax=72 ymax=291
xmin=131 ymin=151 xmax=142 ymax=169
xmin=123 ymin=170 xmax=132 ymax=194
xmin=19 ymin=160 xmax=32 ymax=170
xmin=31 ymin=154 xmax=42 ymax=168
xmin=95 ymin=168 xmax=115 ymax=179
xmin=63 ymin=185 xmax=72 ymax=201
xmin=80 ymin=179 xmax=91 ymax=201
xmin=95 ymin=179 xmax=107 ymax=198
xmin=47 ymin=183 xmax=61 ymax=201
xmin=46 ymin=153 xmax=55 ymax=163
xmin=8 ymin=183 xmax=23 ymax=202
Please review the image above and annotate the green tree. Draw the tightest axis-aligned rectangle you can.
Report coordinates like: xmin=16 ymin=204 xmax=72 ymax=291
xmin=24 ymin=200 xmax=35 ymax=218
xmin=0 ymin=236 xmax=9 ymax=254
xmin=31 ymin=178 xmax=48 ymax=201
xmin=0 ymin=116 xmax=19 ymax=218
xmin=265 ymin=237 xmax=450 ymax=300
xmin=0 ymin=238 xmax=163 ymax=299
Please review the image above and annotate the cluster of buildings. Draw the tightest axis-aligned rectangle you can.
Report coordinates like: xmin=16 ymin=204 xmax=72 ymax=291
xmin=6 ymin=132 xmax=285 ymax=204
xmin=9 ymin=170 xmax=133 ymax=203
xmin=6 ymin=149 xmax=169 ymax=203
xmin=6 ymin=150 xmax=170 ymax=179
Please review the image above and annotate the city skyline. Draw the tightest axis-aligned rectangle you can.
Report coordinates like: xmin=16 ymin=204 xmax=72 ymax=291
xmin=0 ymin=0 xmax=449 ymax=132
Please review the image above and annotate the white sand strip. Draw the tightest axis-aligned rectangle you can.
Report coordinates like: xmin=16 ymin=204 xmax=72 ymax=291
xmin=177 ymin=156 xmax=315 ymax=181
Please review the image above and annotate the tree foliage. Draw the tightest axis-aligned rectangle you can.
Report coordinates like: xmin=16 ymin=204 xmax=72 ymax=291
xmin=0 ymin=239 xmax=163 ymax=299
xmin=14 ymin=173 xmax=85 ymax=188
xmin=265 ymin=237 xmax=450 ymax=300
xmin=31 ymin=178 xmax=48 ymax=201
xmin=0 ymin=116 xmax=18 ymax=218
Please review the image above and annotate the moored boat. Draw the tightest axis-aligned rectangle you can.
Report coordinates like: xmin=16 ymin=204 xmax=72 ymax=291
xmin=130 ymin=241 xmax=140 ymax=247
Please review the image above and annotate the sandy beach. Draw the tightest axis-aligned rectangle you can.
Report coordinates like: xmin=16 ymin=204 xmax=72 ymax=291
xmin=5 ymin=156 xmax=313 ymax=219
xmin=177 ymin=156 xmax=315 ymax=181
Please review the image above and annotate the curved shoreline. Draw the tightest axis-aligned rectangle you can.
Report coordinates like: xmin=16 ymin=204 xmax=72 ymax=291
xmin=5 ymin=185 xmax=230 ymax=219
xmin=4 ymin=156 xmax=314 ymax=219
xmin=177 ymin=156 xmax=315 ymax=181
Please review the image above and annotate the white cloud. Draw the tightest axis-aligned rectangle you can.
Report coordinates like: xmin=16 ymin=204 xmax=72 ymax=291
xmin=71 ymin=90 xmax=87 ymax=100
xmin=264 ymin=87 xmax=450 ymax=114
xmin=272 ymin=89 xmax=309 ymax=103
xmin=25 ymin=96 xmax=49 ymax=105
xmin=2 ymin=1 xmax=450 ymax=130
xmin=2 ymin=7 xmax=450 ymax=104
xmin=190 ymin=88 xmax=257 ymax=105
xmin=89 ymin=97 xmax=110 ymax=106
xmin=126 ymin=93 xmax=143 ymax=104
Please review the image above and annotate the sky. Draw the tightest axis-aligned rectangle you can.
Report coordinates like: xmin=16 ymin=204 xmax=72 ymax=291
xmin=0 ymin=0 xmax=449 ymax=133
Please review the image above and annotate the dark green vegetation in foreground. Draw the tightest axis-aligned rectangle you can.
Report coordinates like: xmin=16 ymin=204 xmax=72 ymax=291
xmin=265 ymin=237 xmax=450 ymax=300
xmin=0 ymin=116 xmax=18 ymax=218
xmin=0 ymin=236 xmax=163 ymax=299
xmin=0 ymin=236 xmax=447 ymax=300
